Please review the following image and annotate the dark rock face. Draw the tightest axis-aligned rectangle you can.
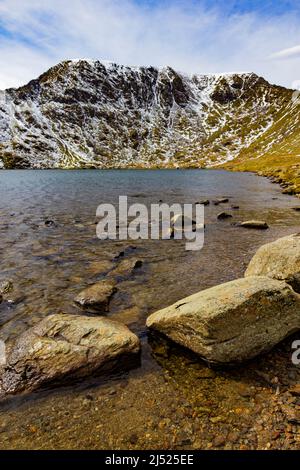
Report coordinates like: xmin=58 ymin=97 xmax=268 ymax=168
xmin=0 ymin=60 xmax=292 ymax=169
xmin=210 ymin=78 xmax=238 ymax=104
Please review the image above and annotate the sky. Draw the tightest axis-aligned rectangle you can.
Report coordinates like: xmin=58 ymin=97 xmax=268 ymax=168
xmin=0 ymin=0 xmax=300 ymax=89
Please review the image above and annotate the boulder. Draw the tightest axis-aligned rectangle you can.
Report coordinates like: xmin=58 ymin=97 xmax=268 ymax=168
xmin=146 ymin=276 xmax=300 ymax=364
xmin=239 ymin=220 xmax=269 ymax=230
xmin=245 ymin=233 xmax=300 ymax=293
xmin=0 ymin=314 xmax=140 ymax=395
xmin=74 ymin=279 xmax=117 ymax=311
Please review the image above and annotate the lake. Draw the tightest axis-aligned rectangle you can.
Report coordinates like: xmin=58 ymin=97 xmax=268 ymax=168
xmin=0 ymin=169 xmax=300 ymax=449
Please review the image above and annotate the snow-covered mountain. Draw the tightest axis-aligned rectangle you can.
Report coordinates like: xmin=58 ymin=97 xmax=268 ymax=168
xmin=0 ymin=59 xmax=295 ymax=169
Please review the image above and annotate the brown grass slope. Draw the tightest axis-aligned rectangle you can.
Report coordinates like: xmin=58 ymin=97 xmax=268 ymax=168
xmin=221 ymin=90 xmax=300 ymax=196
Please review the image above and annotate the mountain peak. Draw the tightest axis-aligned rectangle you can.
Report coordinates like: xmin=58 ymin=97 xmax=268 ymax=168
xmin=0 ymin=60 xmax=294 ymax=169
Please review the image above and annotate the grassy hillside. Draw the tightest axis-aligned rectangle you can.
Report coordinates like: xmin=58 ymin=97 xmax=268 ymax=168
xmin=221 ymin=91 xmax=300 ymax=196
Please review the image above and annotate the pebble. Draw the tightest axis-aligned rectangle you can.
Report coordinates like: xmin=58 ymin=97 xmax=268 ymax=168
xmin=213 ymin=436 xmax=226 ymax=447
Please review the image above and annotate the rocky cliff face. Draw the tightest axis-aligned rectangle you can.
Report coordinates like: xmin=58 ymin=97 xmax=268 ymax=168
xmin=0 ymin=59 xmax=295 ymax=169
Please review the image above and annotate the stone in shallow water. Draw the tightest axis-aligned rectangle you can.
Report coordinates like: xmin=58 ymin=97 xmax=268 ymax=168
xmin=109 ymin=258 xmax=143 ymax=278
xmin=0 ymin=280 xmax=13 ymax=296
xmin=74 ymin=279 xmax=117 ymax=311
xmin=146 ymin=276 xmax=300 ymax=365
xmin=0 ymin=314 xmax=140 ymax=395
xmin=214 ymin=198 xmax=229 ymax=205
xmin=196 ymin=200 xmax=210 ymax=206
xmin=239 ymin=220 xmax=269 ymax=229
xmin=245 ymin=233 xmax=300 ymax=293
xmin=87 ymin=259 xmax=114 ymax=275
xmin=217 ymin=212 xmax=232 ymax=220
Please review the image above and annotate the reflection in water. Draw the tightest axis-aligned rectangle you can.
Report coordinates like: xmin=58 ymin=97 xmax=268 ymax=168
xmin=0 ymin=169 xmax=300 ymax=449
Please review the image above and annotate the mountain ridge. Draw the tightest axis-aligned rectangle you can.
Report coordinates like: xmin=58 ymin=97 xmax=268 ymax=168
xmin=0 ymin=59 xmax=299 ymax=194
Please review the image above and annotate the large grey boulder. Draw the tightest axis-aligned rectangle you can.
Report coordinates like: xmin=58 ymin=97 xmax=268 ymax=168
xmin=146 ymin=277 xmax=300 ymax=364
xmin=0 ymin=314 xmax=140 ymax=395
xmin=245 ymin=233 xmax=300 ymax=293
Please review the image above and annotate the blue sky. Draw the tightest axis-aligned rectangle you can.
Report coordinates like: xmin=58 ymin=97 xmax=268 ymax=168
xmin=0 ymin=0 xmax=300 ymax=89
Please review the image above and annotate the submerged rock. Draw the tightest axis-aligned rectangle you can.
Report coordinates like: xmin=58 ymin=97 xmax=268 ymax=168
xmin=245 ymin=233 xmax=300 ymax=293
xmin=44 ymin=220 xmax=57 ymax=227
xmin=214 ymin=198 xmax=229 ymax=205
xmin=217 ymin=212 xmax=232 ymax=220
xmin=162 ymin=227 xmax=175 ymax=239
xmin=74 ymin=279 xmax=117 ymax=311
xmin=146 ymin=276 xmax=300 ymax=364
xmin=239 ymin=220 xmax=269 ymax=230
xmin=0 ymin=314 xmax=140 ymax=395
xmin=87 ymin=259 xmax=114 ymax=275
xmin=170 ymin=214 xmax=196 ymax=227
xmin=196 ymin=200 xmax=210 ymax=206
xmin=0 ymin=280 xmax=13 ymax=296
xmin=109 ymin=258 xmax=143 ymax=278
xmin=112 ymin=306 xmax=141 ymax=325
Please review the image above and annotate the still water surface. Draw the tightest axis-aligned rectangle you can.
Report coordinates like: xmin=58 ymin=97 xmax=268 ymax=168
xmin=0 ymin=169 xmax=299 ymax=449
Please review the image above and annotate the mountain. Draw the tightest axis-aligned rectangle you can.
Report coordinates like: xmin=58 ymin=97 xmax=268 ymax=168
xmin=0 ymin=59 xmax=299 ymax=193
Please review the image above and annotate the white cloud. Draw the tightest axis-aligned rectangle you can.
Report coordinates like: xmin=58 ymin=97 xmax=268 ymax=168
xmin=0 ymin=0 xmax=299 ymax=89
xmin=270 ymin=44 xmax=300 ymax=59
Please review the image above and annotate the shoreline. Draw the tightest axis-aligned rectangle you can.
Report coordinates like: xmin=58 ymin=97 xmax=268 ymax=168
xmin=221 ymin=156 xmax=300 ymax=198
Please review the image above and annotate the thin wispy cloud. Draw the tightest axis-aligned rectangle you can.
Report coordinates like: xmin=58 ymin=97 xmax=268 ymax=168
xmin=270 ymin=44 xmax=300 ymax=59
xmin=0 ymin=0 xmax=299 ymax=89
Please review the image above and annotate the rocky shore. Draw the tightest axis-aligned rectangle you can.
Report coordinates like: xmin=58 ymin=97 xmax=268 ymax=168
xmin=223 ymin=158 xmax=300 ymax=197
xmin=1 ymin=233 xmax=299 ymax=397
xmin=0 ymin=249 xmax=145 ymax=396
